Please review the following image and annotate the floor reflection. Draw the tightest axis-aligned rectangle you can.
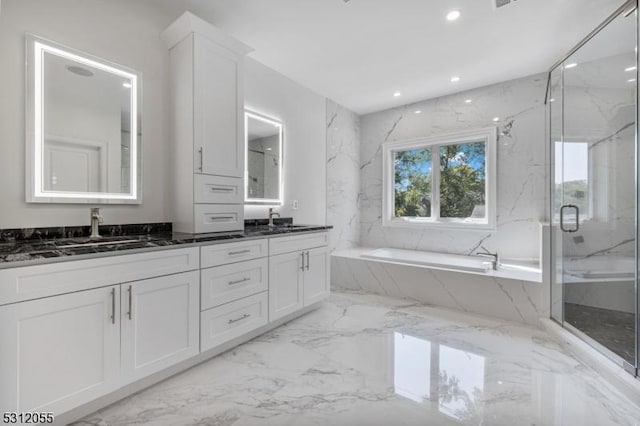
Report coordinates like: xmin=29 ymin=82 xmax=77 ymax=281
xmin=394 ymin=332 xmax=485 ymax=422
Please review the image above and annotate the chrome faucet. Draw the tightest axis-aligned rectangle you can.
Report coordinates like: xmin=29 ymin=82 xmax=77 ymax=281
xmin=90 ymin=208 xmax=104 ymax=239
xmin=475 ymin=245 xmax=499 ymax=270
xmin=268 ymin=208 xmax=280 ymax=227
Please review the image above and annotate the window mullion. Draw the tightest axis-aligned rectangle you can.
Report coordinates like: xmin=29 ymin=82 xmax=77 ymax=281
xmin=432 ymin=145 xmax=440 ymax=221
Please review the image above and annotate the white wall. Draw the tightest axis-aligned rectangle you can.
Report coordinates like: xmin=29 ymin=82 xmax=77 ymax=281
xmin=244 ymin=58 xmax=327 ymax=225
xmin=0 ymin=0 xmax=172 ymax=228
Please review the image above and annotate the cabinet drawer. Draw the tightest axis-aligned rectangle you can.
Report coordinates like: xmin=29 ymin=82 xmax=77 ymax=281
xmin=269 ymin=232 xmax=328 ymax=256
xmin=201 ymin=258 xmax=268 ymax=310
xmin=201 ymin=239 xmax=268 ymax=268
xmin=194 ymin=174 xmax=243 ymax=204
xmin=194 ymin=204 xmax=244 ymax=233
xmin=200 ymin=292 xmax=268 ymax=352
xmin=0 ymin=247 xmax=200 ymax=306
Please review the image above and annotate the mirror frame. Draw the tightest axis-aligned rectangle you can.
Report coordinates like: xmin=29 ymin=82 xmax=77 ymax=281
xmin=244 ymin=110 xmax=283 ymax=205
xmin=25 ymin=34 xmax=142 ymax=204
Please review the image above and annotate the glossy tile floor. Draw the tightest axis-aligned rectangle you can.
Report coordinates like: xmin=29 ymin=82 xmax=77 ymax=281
xmin=74 ymin=292 xmax=640 ymax=426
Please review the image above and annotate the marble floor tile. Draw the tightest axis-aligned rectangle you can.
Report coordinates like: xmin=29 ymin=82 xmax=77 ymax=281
xmin=73 ymin=292 xmax=640 ymax=426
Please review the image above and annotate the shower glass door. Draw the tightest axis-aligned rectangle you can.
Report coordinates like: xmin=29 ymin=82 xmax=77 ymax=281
xmin=551 ymin=4 xmax=637 ymax=370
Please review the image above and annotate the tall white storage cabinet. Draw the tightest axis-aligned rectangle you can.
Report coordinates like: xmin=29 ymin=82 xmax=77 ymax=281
xmin=163 ymin=12 xmax=253 ymax=233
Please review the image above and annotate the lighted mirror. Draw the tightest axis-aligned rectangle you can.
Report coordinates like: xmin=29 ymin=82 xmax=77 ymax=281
xmin=26 ymin=35 xmax=142 ymax=204
xmin=245 ymin=111 xmax=283 ymax=204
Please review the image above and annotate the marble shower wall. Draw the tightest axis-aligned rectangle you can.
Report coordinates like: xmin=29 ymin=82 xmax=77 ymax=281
xmin=360 ymin=74 xmax=548 ymax=261
xmin=326 ymin=100 xmax=361 ymax=252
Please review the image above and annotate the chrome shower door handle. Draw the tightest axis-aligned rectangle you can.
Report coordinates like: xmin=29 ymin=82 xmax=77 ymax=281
xmin=560 ymin=204 xmax=579 ymax=233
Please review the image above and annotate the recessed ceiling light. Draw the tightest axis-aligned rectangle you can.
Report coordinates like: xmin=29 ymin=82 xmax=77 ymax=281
xmin=564 ymin=63 xmax=578 ymax=69
xmin=549 ymin=98 xmax=556 ymax=102
xmin=393 ymin=91 xmax=401 ymax=97
xmin=464 ymin=99 xmax=472 ymax=104
xmin=446 ymin=10 xmax=461 ymax=21
xmin=628 ymin=78 xmax=636 ymax=83
xmin=492 ymin=117 xmax=500 ymax=122
xmin=66 ymin=65 xmax=94 ymax=77
xmin=415 ymin=110 xmax=422 ymax=114
xmin=625 ymin=66 xmax=637 ymax=72
xmin=266 ymin=147 xmax=273 ymax=151
xmin=122 ymin=82 xmax=132 ymax=88
xmin=450 ymin=76 xmax=460 ymax=83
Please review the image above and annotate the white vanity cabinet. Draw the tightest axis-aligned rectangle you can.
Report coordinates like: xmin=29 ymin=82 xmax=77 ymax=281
xmin=0 ymin=248 xmax=201 ymax=417
xmin=269 ymin=233 xmax=330 ymax=321
xmin=120 ymin=271 xmax=200 ymax=384
xmin=0 ymin=286 xmax=121 ymax=416
xmin=163 ymin=12 xmax=253 ymax=234
xmin=199 ymin=239 xmax=269 ymax=352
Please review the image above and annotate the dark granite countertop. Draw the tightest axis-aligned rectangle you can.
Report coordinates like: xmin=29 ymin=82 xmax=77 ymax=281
xmin=0 ymin=220 xmax=331 ymax=269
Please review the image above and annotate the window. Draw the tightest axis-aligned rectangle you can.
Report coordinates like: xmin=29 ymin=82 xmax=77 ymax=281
xmin=383 ymin=128 xmax=497 ymax=229
xmin=554 ymin=141 xmax=591 ymax=221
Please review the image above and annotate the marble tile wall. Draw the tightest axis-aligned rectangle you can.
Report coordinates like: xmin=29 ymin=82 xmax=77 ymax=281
xmin=331 ymin=252 xmax=544 ymax=325
xmin=359 ymin=74 xmax=548 ymax=261
xmin=326 ymin=100 xmax=361 ymax=252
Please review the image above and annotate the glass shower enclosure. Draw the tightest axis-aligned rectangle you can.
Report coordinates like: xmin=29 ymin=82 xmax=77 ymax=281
xmin=549 ymin=0 xmax=638 ymax=374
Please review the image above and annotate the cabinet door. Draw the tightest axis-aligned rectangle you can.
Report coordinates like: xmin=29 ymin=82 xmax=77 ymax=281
xmin=269 ymin=251 xmax=304 ymax=321
xmin=121 ymin=271 xmax=199 ymax=384
xmin=0 ymin=287 xmax=120 ymax=414
xmin=193 ymin=33 xmax=244 ymax=178
xmin=303 ymin=246 xmax=330 ymax=306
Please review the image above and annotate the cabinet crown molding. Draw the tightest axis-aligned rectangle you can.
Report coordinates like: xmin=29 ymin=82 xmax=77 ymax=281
xmin=162 ymin=11 xmax=254 ymax=55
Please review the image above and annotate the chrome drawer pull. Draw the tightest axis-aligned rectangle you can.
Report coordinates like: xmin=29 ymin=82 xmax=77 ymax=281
xmin=208 ymin=216 xmax=235 ymax=222
xmin=209 ymin=187 xmax=234 ymax=192
xmin=228 ymin=277 xmax=250 ymax=286
xmin=229 ymin=249 xmax=251 ymax=255
xmin=228 ymin=313 xmax=251 ymax=324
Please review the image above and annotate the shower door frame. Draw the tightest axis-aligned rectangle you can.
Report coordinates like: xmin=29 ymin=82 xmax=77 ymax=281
xmin=547 ymin=0 xmax=639 ymax=378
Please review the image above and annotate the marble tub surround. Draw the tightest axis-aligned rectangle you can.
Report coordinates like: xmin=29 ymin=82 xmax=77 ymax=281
xmin=0 ymin=223 xmax=332 ymax=268
xmin=326 ymin=99 xmax=361 ymax=253
xmin=74 ymin=291 xmax=640 ymax=426
xmin=332 ymin=248 xmax=544 ymax=326
xmin=359 ymin=73 xmax=547 ymax=261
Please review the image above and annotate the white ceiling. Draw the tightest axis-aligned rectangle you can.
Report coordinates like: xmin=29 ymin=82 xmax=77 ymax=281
xmin=154 ymin=0 xmax=627 ymax=115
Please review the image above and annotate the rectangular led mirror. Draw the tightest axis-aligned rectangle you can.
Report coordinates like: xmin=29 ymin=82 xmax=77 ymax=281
xmin=245 ymin=110 xmax=283 ymax=205
xmin=26 ymin=35 xmax=142 ymax=204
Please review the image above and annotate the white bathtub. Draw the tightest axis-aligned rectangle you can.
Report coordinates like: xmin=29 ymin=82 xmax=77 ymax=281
xmin=361 ymin=248 xmax=493 ymax=273
xmin=564 ymin=255 xmax=634 ymax=280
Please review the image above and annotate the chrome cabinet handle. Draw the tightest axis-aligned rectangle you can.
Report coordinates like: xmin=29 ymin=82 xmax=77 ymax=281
xmin=305 ymin=251 xmax=310 ymax=271
xmin=300 ymin=252 xmax=305 ymax=271
xmin=110 ymin=288 xmax=116 ymax=325
xmin=229 ymin=249 xmax=250 ymax=255
xmin=127 ymin=285 xmax=133 ymax=320
xmin=210 ymin=187 xmax=234 ymax=192
xmin=228 ymin=277 xmax=250 ymax=286
xmin=560 ymin=204 xmax=580 ymax=233
xmin=209 ymin=216 xmax=235 ymax=222
xmin=228 ymin=313 xmax=250 ymax=324
xmin=198 ymin=147 xmax=203 ymax=172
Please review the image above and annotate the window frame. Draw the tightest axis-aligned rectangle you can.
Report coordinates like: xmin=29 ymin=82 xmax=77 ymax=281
xmin=382 ymin=127 xmax=497 ymax=230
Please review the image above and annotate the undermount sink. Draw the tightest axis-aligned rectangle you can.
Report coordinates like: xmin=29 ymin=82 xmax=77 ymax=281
xmin=57 ymin=239 xmax=143 ymax=249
